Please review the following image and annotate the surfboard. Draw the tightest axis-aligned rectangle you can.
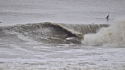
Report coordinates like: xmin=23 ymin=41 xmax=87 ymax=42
xmin=66 ymin=37 xmax=74 ymax=41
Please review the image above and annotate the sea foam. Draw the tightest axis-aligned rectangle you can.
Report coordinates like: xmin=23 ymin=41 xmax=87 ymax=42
xmin=83 ymin=19 xmax=125 ymax=45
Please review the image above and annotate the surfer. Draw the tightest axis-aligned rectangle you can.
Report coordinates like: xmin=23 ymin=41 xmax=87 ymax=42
xmin=64 ymin=33 xmax=81 ymax=43
xmin=106 ymin=15 xmax=109 ymax=19
xmin=106 ymin=15 xmax=109 ymax=22
xmin=64 ymin=34 xmax=73 ymax=40
xmin=64 ymin=34 xmax=68 ymax=37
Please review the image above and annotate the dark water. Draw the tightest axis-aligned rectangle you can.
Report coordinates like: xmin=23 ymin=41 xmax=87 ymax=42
xmin=0 ymin=22 xmax=109 ymax=44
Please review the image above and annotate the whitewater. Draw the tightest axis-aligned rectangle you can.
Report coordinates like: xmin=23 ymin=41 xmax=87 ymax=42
xmin=0 ymin=0 xmax=125 ymax=70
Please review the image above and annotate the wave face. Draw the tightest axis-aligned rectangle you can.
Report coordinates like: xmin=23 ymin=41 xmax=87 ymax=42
xmin=0 ymin=22 xmax=108 ymax=44
xmin=83 ymin=20 xmax=125 ymax=45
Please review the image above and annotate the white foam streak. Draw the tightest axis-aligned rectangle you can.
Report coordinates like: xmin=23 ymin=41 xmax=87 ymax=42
xmin=83 ymin=19 xmax=125 ymax=45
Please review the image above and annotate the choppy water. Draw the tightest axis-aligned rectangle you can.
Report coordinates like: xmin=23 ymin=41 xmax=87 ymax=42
xmin=0 ymin=0 xmax=125 ymax=70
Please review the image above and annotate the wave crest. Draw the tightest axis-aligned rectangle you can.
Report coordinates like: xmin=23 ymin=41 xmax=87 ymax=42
xmin=0 ymin=22 xmax=108 ymax=44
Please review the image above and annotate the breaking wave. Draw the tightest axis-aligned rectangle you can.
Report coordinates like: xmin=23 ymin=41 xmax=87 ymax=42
xmin=0 ymin=22 xmax=108 ymax=44
xmin=83 ymin=19 xmax=125 ymax=45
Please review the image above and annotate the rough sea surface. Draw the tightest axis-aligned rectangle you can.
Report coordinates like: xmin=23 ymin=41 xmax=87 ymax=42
xmin=0 ymin=0 xmax=125 ymax=70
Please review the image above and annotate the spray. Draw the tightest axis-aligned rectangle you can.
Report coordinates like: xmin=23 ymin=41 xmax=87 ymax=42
xmin=83 ymin=19 xmax=125 ymax=45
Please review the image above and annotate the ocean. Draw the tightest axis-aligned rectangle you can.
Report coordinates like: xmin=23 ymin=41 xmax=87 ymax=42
xmin=0 ymin=0 xmax=125 ymax=70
